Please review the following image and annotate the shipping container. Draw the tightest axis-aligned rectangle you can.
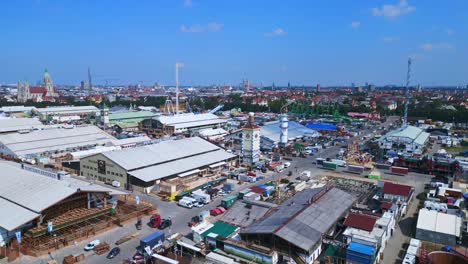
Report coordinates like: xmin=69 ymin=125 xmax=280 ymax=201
xmin=375 ymin=163 xmax=391 ymax=170
xmin=238 ymin=189 xmax=251 ymax=199
xmin=221 ymin=195 xmax=237 ymax=209
xmin=322 ymin=161 xmax=337 ymax=170
xmin=347 ymin=165 xmax=365 ymax=174
xmin=391 ymin=166 xmax=409 ymax=175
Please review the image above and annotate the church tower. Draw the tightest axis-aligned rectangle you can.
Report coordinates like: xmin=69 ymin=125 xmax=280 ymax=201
xmin=43 ymin=69 xmax=56 ymax=96
xmin=17 ymin=80 xmax=30 ymax=103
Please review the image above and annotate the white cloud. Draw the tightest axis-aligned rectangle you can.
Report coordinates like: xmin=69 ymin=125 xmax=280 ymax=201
xmin=350 ymin=21 xmax=361 ymax=28
xmin=264 ymin=28 xmax=287 ymax=37
xmin=372 ymin=0 xmax=415 ymax=18
xmin=445 ymin=28 xmax=455 ymax=36
xmin=382 ymin=36 xmax=400 ymax=42
xmin=180 ymin=22 xmax=223 ymax=33
xmin=420 ymin=42 xmax=454 ymax=51
xmin=183 ymin=0 xmax=192 ymax=8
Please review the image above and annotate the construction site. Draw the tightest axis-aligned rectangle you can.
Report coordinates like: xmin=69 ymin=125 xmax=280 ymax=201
xmin=2 ymin=195 xmax=154 ymax=261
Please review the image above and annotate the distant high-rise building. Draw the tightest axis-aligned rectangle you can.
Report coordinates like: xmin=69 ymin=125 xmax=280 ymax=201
xmin=87 ymin=67 xmax=93 ymax=90
xmin=316 ymin=84 xmax=320 ymax=93
xmin=287 ymin=81 xmax=291 ymax=89
xmin=80 ymin=81 xmax=85 ymax=90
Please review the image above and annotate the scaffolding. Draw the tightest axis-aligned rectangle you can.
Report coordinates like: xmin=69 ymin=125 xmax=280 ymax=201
xmin=16 ymin=195 xmax=154 ymax=257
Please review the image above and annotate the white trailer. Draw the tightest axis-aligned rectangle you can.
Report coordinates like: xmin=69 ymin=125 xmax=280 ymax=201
xmin=192 ymin=190 xmax=211 ymax=204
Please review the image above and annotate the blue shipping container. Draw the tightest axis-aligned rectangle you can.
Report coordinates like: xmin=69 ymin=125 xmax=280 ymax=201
xmin=346 ymin=242 xmax=374 ymax=264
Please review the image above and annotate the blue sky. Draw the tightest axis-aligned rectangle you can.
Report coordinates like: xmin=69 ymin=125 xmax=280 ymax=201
xmin=1 ymin=0 xmax=467 ymax=86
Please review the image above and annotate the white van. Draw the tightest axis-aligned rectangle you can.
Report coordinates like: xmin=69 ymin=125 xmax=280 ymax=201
xmin=178 ymin=199 xmax=193 ymax=209
xmin=111 ymin=180 xmax=121 ymax=188
xmin=283 ymin=162 xmax=291 ymax=168
xmin=183 ymin=197 xmax=203 ymax=207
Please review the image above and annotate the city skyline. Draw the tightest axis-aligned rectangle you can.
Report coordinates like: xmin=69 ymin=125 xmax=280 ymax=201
xmin=1 ymin=0 xmax=467 ymax=86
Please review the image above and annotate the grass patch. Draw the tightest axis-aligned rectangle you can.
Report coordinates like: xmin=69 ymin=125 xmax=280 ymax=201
xmin=444 ymin=145 xmax=468 ymax=155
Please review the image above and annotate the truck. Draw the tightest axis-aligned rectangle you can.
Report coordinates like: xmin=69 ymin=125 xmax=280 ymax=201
xmin=367 ymin=170 xmax=381 ymax=180
xmin=192 ymin=190 xmax=211 ymax=204
xmin=322 ymin=161 xmax=337 ymax=170
xmin=222 ymin=183 xmax=235 ymax=193
xmin=178 ymin=199 xmax=193 ymax=209
xmin=391 ymin=166 xmax=409 ymax=175
xmin=221 ymin=195 xmax=237 ymax=209
xmin=316 ymin=158 xmax=325 ymax=166
xmin=331 ymin=159 xmax=347 ymax=167
xmin=347 ymin=165 xmax=365 ymax=174
xmin=140 ymin=231 xmax=165 ymax=251
xmin=239 ymin=174 xmax=256 ymax=183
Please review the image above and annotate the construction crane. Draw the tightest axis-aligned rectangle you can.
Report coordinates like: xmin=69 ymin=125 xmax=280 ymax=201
xmin=402 ymin=58 xmax=412 ymax=127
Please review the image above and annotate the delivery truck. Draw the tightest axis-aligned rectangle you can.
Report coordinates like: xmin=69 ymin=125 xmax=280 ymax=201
xmin=140 ymin=231 xmax=165 ymax=251
xmin=239 ymin=174 xmax=256 ymax=182
xmin=331 ymin=159 xmax=347 ymax=167
xmin=316 ymin=158 xmax=325 ymax=166
xmin=322 ymin=161 xmax=337 ymax=170
xmin=192 ymin=190 xmax=211 ymax=204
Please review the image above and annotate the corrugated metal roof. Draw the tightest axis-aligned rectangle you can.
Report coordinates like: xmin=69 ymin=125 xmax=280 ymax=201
xmin=109 ymin=111 xmax=157 ymax=120
xmin=242 ymin=187 xmax=356 ymax=252
xmin=0 ymin=118 xmax=43 ymax=133
xmin=129 ymin=149 xmax=235 ymax=182
xmin=0 ymin=198 xmax=39 ymax=231
xmin=0 ymin=161 xmax=76 ymax=213
xmin=344 ymin=213 xmax=378 ymax=232
xmin=0 ymin=125 xmax=115 ymax=156
xmin=0 ymin=161 xmax=119 ymax=231
xmin=416 ymin=208 xmax=461 ymax=237
xmin=36 ymin=106 xmax=99 ymax=114
xmin=156 ymin=113 xmax=227 ymax=129
xmin=102 ymin=137 xmax=221 ymax=170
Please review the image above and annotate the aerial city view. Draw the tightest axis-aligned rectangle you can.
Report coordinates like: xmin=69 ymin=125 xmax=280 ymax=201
xmin=1 ymin=1 xmax=468 ymax=264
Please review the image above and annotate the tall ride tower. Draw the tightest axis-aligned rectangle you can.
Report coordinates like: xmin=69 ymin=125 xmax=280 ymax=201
xmin=402 ymin=58 xmax=412 ymax=127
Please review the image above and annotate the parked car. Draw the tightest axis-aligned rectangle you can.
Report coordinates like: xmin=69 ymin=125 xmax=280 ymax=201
xmin=159 ymin=219 xmax=172 ymax=230
xmin=84 ymin=239 xmax=100 ymax=251
xmin=210 ymin=207 xmax=226 ymax=216
xmin=107 ymin=247 xmax=120 ymax=259
xmin=283 ymin=162 xmax=291 ymax=168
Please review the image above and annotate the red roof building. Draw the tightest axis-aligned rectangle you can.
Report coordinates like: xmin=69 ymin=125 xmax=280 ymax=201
xmin=344 ymin=212 xmax=378 ymax=232
xmin=382 ymin=182 xmax=412 ymax=198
